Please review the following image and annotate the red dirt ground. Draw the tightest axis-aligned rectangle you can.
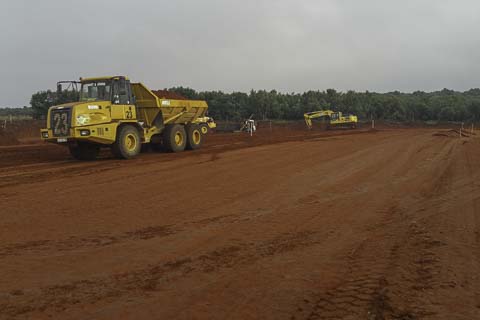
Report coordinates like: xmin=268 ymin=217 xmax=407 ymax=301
xmin=0 ymin=120 xmax=43 ymax=146
xmin=0 ymin=126 xmax=479 ymax=319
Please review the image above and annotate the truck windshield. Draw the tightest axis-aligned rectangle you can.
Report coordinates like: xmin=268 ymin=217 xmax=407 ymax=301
xmin=80 ymin=81 xmax=112 ymax=102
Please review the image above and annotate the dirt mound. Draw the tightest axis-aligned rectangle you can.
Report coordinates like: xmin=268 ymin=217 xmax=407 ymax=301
xmin=152 ymin=90 xmax=187 ymax=100
xmin=432 ymin=129 xmax=470 ymax=138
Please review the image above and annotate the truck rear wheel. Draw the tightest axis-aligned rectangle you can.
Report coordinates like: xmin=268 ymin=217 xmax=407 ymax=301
xmin=112 ymin=125 xmax=141 ymax=159
xmin=186 ymin=124 xmax=203 ymax=150
xmin=69 ymin=142 xmax=99 ymax=161
xmin=163 ymin=124 xmax=187 ymax=152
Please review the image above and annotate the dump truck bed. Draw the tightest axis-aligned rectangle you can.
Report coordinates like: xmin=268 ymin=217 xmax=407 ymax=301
xmin=131 ymin=83 xmax=208 ymax=128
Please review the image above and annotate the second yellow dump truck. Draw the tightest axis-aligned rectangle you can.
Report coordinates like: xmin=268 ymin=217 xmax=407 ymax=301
xmin=41 ymin=76 xmax=209 ymax=160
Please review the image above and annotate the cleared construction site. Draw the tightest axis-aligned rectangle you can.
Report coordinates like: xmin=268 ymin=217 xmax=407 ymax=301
xmin=1 ymin=117 xmax=479 ymax=319
xmin=3 ymin=0 xmax=480 ymax=317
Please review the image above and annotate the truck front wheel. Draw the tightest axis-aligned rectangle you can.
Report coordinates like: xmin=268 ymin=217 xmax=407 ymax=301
xmin=163 ymin=124 xmax=187 ymax=152
xmin=112 ymin=125 xmax=141 ymax=159
xmin=186 ymin=124 xmax=203 ymax=150
xmin=69 ymin=142 xmax=99 ymax=161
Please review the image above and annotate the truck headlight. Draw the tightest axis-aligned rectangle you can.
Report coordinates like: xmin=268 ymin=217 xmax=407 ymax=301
xmin=80 ymin=129 xmax=90 ymax=136
xmin=41 ymin=132 xmax=49 ymax=138
xmin=76 ymin=114 xmax=91 ymax=126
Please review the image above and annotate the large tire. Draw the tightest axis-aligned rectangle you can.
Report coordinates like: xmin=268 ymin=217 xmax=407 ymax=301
xmin=69 ymin=142 xmax=99 ymax=161
xmin=112 ymin=125 xmax=141 ymax=159
xmin=163 ymin=124 xmax=187 ymax=152
xmin=185 ymin=124 xmax=203 ymax=150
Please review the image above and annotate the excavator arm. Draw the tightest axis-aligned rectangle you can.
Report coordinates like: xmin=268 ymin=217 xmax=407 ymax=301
xmin=304 ymin=110 xmax=335 ymax=129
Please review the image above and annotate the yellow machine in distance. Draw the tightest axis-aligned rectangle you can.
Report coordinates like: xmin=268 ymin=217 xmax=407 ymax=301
xmin=193 ymin=116 xmax=216 ymax=134
xmin=304 ymin=110 xmax=358 ymax=130
xmin=41 ymin=76 xmax=212 ymax=160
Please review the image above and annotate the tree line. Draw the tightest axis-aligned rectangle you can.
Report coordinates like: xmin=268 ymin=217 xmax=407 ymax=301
xmin=169 ymin=87 xmax=480 ymax=123
xmin=27 ymin=87 xmax=480 ymax=123
xmin=0 ymin=106 xmax=33 ymax=118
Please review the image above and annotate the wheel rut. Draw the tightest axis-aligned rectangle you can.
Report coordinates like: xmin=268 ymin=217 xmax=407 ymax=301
xmin=292 ymin=200 xmax=448 ymax=320
xmin=0 ymin=231 xmax=321 ymax=319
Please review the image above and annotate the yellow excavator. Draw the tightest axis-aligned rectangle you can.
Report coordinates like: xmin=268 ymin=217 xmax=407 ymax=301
xmin=304 ymin=110 xmax=358 ymax=130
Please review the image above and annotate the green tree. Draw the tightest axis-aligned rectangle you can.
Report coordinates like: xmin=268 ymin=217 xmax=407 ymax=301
xmin=30 ymin=90 xmax=78 ymax=119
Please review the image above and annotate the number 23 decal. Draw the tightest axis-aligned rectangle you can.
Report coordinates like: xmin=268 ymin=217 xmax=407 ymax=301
xmin=125 ymin=107 xmax=133 ymax=119
xmin=53 ymin=112 xmax=68 ymax=135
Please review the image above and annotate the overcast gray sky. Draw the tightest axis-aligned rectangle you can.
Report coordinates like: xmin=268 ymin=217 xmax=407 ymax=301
xmin=1 ymin=0 xmax=479 ymax=107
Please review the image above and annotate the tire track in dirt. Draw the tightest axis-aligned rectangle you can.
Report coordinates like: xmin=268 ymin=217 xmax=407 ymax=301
xmin=0 ymin=128 xmax=377 ymax=189
xmin=0 ymin=162 xmax=122 ymax=189
xmin=0 ymin=210 xmax=269 ymax=258
xmin=0 ymin=231 xmax=321 ymax=319
xmin=292 ymin=137 xmax=461 ymax=320
xmin=0 ymin=225 xmax=177 ymax=258
xmin=292 ymin=203 xmax=448 ymax=320
xmin=463 ymin=139 xmax=480 ymax=312
xmin=294 ymin=204 xmax=412 ymax=320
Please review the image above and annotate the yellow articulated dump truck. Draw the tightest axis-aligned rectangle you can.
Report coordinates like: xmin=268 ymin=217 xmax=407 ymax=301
xmin=41 ymin=76 xmax=209 ymax=160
